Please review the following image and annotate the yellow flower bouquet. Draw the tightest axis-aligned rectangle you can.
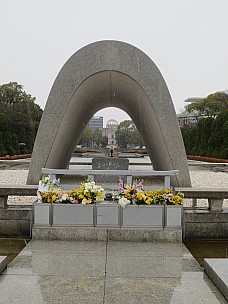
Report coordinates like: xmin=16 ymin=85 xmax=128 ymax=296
xmin=38 ymin=177 xmax=105 ymax=204
xmin=118 ymin=178 xmax=183 ymax=208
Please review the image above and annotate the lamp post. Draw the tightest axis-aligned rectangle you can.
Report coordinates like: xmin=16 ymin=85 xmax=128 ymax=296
xmin=18 ymin=143 xmax=26 ymax=154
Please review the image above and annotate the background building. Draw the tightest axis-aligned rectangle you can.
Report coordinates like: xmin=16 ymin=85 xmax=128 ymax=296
xmin=184 ymin=97 xmax=203 ymax=104
xmin=177 ymin=97 xmax=204 ymax=127
xmin=88 ymin=116 xmax=103 ymax=131
xmin=103 ymin=119 xmax=118 ymax=147
xmin=177 ymin=114 xmax=199 ymax=127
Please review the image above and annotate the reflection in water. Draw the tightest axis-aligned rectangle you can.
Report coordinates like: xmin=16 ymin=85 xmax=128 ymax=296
xmin=184 ymin=240 xmax=228 ymax=267
xmin=0 ymin=238 xmax=30 ymax=265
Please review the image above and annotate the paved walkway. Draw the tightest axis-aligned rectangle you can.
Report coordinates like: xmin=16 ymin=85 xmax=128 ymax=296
xmin=0 ymin=240 xmax=227 ymax=304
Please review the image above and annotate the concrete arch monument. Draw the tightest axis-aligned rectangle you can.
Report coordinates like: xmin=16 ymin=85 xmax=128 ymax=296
xmin=27 ymin=40 xmax=191 ymax=186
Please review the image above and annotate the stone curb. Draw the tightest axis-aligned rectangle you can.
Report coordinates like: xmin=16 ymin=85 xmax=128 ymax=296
xmin=204 ymin=258 xmax=228 ymax=302
xmin=0 ymin=256 xmax=7 ymax=273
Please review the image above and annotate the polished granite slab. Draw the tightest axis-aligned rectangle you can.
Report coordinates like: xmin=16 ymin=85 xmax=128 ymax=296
xmin=0 ymin=240 xmax=227 ymax=304
xmin=0 ymin=256 xmax=7 ymax=273
xmin=204 ymin=258 xmax=228 ymax=302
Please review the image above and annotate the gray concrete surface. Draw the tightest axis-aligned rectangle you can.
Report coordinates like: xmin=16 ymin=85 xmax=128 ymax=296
xmin=0 ymin=240 xmax=227 ymax=304
xmin=204 ymin=258 xmax=228 ymax=302
xmin=27 ymin=40 xmax=191 ymax=187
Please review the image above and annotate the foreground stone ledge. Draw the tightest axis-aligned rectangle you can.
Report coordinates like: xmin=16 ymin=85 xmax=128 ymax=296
xmin=32 ymin=226 xmax=182 ymax=242
xmin=204 ymin=259 xmax=228 ymax=302
xmin=0 ymin=256 xmax=7 ymax=273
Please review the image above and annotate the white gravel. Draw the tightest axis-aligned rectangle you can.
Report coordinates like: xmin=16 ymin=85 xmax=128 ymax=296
xmin=188 ymin=170 xmax=228 ymax=207
xmin=190 ymin=170 xmax=228 ymax=188
xmin=0 ymin=170 xmax=28 ymax=185
xmin=0 ymin=169 xmax=227 ymax=207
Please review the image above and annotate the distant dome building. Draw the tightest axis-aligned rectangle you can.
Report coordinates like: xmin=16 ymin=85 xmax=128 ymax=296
xmin=107 ymin=119 xmax=118 ymax=128
xmin=104 ymin=119 xmax=118 ymax=147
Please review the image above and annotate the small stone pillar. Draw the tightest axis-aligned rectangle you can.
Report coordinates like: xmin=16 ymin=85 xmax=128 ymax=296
xmin=208 ymin=198 xmax=223 ymax=212
xmin=0 ymin=196 xmax=8 ymax=209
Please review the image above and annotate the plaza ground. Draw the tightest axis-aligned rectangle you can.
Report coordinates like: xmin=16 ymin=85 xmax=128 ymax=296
xmin=0 ymin=239 xmax=227 ymax=304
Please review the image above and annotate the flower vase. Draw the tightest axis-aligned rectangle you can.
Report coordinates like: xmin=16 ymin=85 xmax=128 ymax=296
xmin=33 ymin=202 xmax=51 ymax=225
xmin=165 ymin=205 xmax=182 ymax=227
xmin=121 ymin=205 xmax=164 ymax=227
xmin=52 ymin=204 xmax=95 ymax=226
xmin=96 ymin=202 xmax=120 ymax=227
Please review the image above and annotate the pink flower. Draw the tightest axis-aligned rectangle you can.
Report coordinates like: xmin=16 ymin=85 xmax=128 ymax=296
xmin=58 ymin=191 xmax=63 ymax=198
xmin=74 ymin=199 xmax=78 ymax=204
xmin=135 ymin=179 xmax=144 ymax=191
xmin=119 ymin=177 xmax=125 ymax=194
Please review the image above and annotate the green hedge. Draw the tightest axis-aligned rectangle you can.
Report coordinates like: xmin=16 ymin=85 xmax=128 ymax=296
xmin=181 ymin=110 xmax=228 ymax=159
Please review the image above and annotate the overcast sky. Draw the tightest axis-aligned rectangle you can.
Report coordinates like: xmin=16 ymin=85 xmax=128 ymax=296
xmin=0 ymin=0 xmax=227 ymax=126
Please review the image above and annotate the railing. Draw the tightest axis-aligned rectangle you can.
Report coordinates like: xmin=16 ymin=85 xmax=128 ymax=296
xmin=0 ymin=183 xmax=227 ymax=216
xmin=174 ymin=187 xmax=228 ymax=212
xmin=0 ymin=185 xmax=37 ymax=208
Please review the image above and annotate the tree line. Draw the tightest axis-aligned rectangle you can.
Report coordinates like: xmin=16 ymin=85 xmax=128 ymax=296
xmin=115 ymin=120 xmax=144 ymax=148
xmin=1 ymin=81 xmax=227 ymax=159
xmin=78 ymin=127 xmax=108 ymax=147
xmin=0 ymin=82 xmax=43 ymax=156
xmin=181 ymin=92 xmax=228 ymax=159
xmin=78 ymin=120 xmax=144 ymax=148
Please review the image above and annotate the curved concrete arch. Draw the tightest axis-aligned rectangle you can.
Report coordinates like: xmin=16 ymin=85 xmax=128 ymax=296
xmin=27 ymin=40 xmax=191 ymax=186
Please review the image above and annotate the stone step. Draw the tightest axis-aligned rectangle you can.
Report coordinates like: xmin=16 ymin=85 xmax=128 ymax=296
xmin=32 ymin=226 xmax=182 ymax=242
xmin=0 ymin=256 xmax=7 ymax=273
xmin=204 ymin=258 xmax=228 ymax=302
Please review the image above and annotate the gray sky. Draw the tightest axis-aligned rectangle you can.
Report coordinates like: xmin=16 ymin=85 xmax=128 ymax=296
xmin=0 ymin=0 xmax=227 ymax=126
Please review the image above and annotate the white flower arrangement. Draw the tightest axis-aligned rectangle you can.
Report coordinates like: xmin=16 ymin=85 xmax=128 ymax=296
xmin=38 ymin=177 xmax=106 ymax=204
xmin=81 ymin=179 xmax=105 ymax=202
xmin=39 ymin=175 xmax=60 ymax=192
xmin=118 ymin=196 xmax=131 ymax=208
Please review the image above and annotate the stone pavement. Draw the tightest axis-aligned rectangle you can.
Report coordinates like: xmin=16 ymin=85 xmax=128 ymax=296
xmin=0 ymin=240 xmax=227 ymax=304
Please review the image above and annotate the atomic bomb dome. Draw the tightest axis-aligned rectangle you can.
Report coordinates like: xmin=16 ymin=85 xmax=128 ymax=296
xmin=104 ymin=119 xmax=118 ymax=146
xmin=106 ymin=119 xmax=118 ymax=128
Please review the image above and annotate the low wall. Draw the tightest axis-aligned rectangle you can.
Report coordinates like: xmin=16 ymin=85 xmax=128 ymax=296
xmin=184 ymin=210 xmax=228 ymax=239
xmin=0 ymin=206 xmax=228 ymax=239
xmin=0 ymin=184 xmax=228 ymax=239
xmin=0 ymin=185 xmax=36 ymax=237
xmin=0 ymin=206 xmax=33 ymax=237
